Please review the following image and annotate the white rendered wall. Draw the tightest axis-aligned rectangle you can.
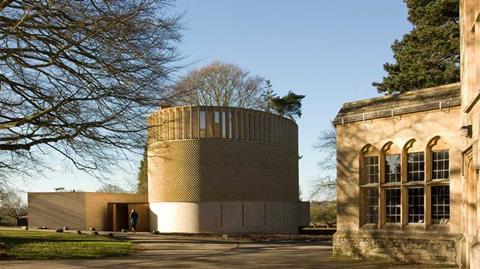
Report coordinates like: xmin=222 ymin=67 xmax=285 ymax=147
xmin=149 ymin=202 xmax=200 ymax=233
xmin=149 ymin=201 xmax=304 ymax=234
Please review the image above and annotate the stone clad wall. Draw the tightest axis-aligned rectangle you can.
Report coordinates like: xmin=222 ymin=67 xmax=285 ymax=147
xmin=460 ymin=1 xmax=480 ymax=268
xmin=333 ymin=86 xmax=464 ymax=265
xmin=333 ymin=231 xmax=462 ymax=265
xmin=336 ymin=105 xmax=462 ymax=233
xmin=471 ymin=243 xmax=480 ymax=269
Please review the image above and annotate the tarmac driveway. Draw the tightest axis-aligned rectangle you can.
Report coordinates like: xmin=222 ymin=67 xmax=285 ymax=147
xmin=0 ymin=233 xmax=456 ymax=269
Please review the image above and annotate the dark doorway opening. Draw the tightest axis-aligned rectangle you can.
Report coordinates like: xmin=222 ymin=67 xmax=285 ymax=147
xmin=116 ymin=204 xmax=129 ymax=231
xmin=107 ymin=202 xmax=150 ymax=232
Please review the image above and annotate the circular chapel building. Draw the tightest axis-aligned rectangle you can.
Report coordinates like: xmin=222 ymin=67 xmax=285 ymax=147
xmin=147 ymin=106 xmax=307 ymax=234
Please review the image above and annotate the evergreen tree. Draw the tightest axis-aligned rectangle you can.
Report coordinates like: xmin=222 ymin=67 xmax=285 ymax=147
xmin=260 ymin=80 xmax=277 ymax=113
xmin=269 ymin=91 xmax=306 ymax=121
xmin=373 ymin=0 xmax=460 ymax=94
xmin=136 ymin=148 xmax=148 ymax=194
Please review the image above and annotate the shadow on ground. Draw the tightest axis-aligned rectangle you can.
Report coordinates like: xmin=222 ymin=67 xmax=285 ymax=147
xmin=0 ymin=233 xmax=457 ymax=269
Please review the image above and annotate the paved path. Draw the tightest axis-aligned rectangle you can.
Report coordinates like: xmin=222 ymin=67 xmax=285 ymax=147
xmin=0 ymin=234 xmax=456 ymax=269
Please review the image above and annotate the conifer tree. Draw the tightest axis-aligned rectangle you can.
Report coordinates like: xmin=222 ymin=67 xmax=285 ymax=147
xmin=373 ymin=0 xmax=459 ymax=94
xmin=269 ymin=91 xmax=306 ymax=121
xmin=136 ymin=148 xmax=148 ymax=194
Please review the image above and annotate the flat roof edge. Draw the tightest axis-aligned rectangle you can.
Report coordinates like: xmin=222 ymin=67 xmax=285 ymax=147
xmin=340 ymin=83 xmax=461 ymax=110
xmin=334 ymin=83 xmax=461 ymax=125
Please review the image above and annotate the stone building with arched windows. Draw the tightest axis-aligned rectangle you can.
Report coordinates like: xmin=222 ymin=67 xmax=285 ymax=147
xmin=333 ymin=83 xmax=463 ymax=265
xmin=333 ymin=0 xmax=480 ymax=267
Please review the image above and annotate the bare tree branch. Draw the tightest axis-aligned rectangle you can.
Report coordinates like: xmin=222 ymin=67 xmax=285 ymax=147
xmin=0 ymin=0 xmax=183 ymax=185
xmin=311 ymin=126 xmax=336 ymax=199
xmin=170 ymin=61 xmax=267 ymax=108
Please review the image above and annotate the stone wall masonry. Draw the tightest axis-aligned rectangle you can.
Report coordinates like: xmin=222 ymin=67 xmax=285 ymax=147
xmin=471 ymin=243 xmax=480 ymax=269
xmin=333 ymin=230 xmax=463 ymax=265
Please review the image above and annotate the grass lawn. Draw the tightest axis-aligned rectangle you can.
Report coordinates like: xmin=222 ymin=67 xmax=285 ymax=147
xmin=0 ymin=229 xmax=132 ymax=260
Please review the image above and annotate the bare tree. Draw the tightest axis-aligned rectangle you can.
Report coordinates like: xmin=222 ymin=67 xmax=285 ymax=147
xmin=310 ymin=201 xmax=336 ymax=227
xmin=0 ymin=189 xmax=27 ymax=225
xmin=96 ymin=183 xmax=127 ymax=193
xmin=311 ymin=127 xmax=336 ymax=199
xmin=0 ymin=0 xmax=182 ymax=185
xmin=171 ymin=62 xmax=266 ymax=108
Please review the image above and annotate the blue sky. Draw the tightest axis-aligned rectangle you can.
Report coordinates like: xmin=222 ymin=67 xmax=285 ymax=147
xmin=18 ymin=1 xmax=412 ymax=200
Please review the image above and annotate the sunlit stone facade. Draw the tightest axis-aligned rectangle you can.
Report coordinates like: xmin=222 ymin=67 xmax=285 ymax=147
xmin=333 ymin=1 xmax=480 ymax=267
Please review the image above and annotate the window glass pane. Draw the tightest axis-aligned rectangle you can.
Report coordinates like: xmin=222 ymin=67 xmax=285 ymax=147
xmin=214 ymin=111 xmax=220 ymax=138
xmin=169 ymin=110 xmax=175 ymax=140
xmin=408 ymin=187 xmax=424 ymax=223
xmin=407 ymin=152 xmax=425 ymax=182
xmin=365 ymin=188 xmax=378 ymax=224
xmin=159 ymin=110 xmax=166 ymax=141
xmin=164 ymin=111 xmax=169 ymax=140
xmin=176 ymin=108 xmax=182 ymax=140
xmin=364 ymin=156 xmax=379 ymax=184
xmin=183 ymin=108 xmax=191 ymax=139
xmin=238 ymin=111 xmax=244 ymax=139
xmin=258 ymin=114 xmax=264 ymax=142
xmin=191 ymin=108 xmax=199 ymax=138
xmin=255 ymin=113 xmax=260 ymax=141
xmin=432 ymin=150 xmax=449 ymax=180
xmin=199 ymin=109 xmax=206 ymax=138
xmin=206 ymin=109 xmax=213 ymax=138
xmin=432 ymin=185 xmax=450 ymax=224
xmin=229 ymin=111 xmax=233 ymax=139
xmin=269 ymin=116 xmax=273 ymax=143
xmin=265 ymin=117 xmax=270 ymax=143
xmin=244 ymin=111 xmax=249 ymax=140
xmin=249 ymin=113 xmax=255 ymax=140
xmin=221 ymin=111 xmax=227 ymax=138
xmin=385 ymin=154 xmax=401 ymax=183
xmin=386 ymin=188 xmax=401 ymax=223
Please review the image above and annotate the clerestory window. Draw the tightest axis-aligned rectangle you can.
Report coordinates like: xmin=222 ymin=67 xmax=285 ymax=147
xmin=407 ymin=152 xmax=425 ymax=181
xmin=364 ymin=156 xmax=379 ymax=184
xmin=385 ymin=154 xmax=401 ymax=183
xmin=432 ymin=150 xmax=449 ymax=180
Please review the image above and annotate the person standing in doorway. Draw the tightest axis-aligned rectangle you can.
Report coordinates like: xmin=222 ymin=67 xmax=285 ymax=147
xmin=130 ymin=209 xmax=139 ymax=232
